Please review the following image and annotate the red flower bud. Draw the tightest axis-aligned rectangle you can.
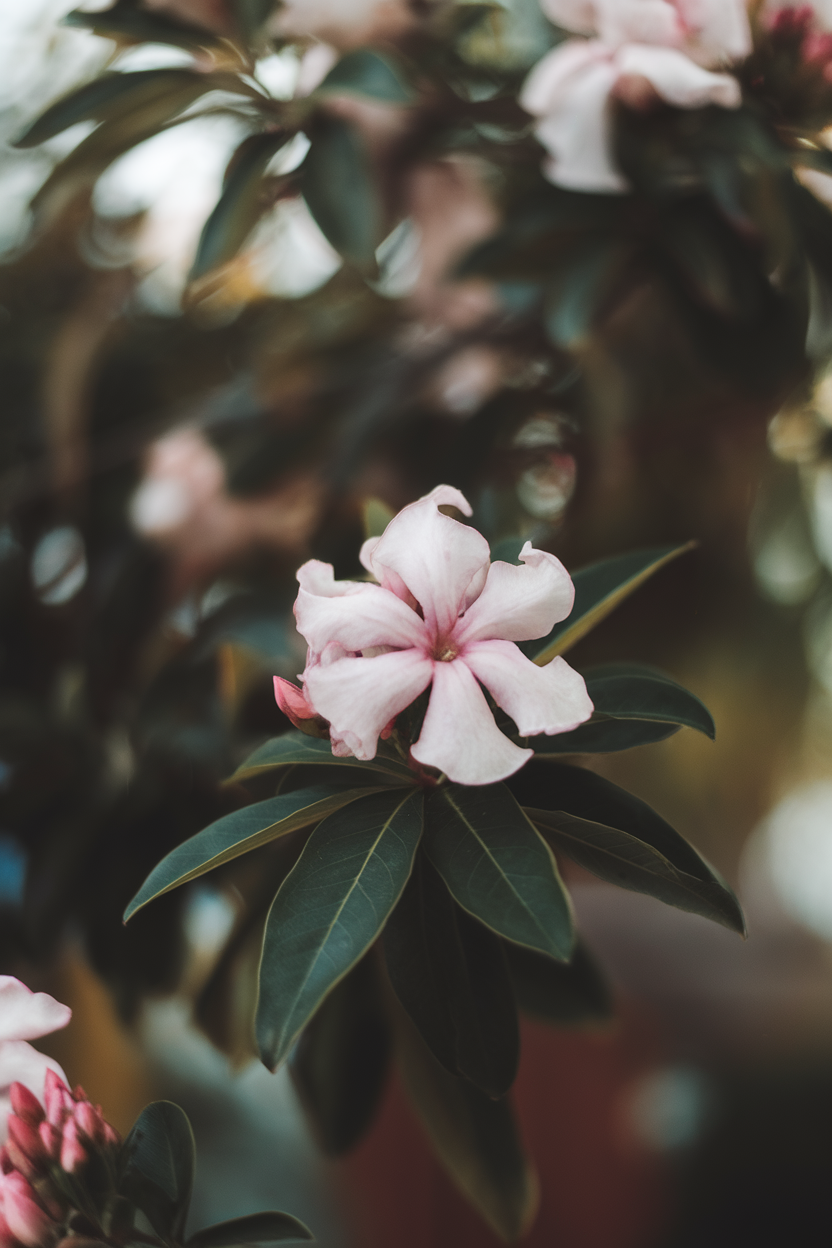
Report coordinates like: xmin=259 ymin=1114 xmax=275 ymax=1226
xmin=5 ymin=1121 xmax=45 ymax=1183
xmin=35 ymin=1126 xmax=59 ymax=1164
xmin=58 ymin=1121 xmax=87 ymax=1176
xmin=41 ymin=1075 xmax=71 ymax=1130
xmin=0 ymin=1209 xmax=17 ymax=1248
xmin=70 ymin=1104 xmax=100 ymax=1146
xmin=2 ymin=1174 xmax=58 ymax=1248
xmin=8 ymin=1089 xmax=43 ymax=1131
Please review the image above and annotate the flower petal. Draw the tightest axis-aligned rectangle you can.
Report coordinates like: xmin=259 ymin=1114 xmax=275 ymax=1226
xmin=675 ymin=0 xmax=751 ymax=64
xmin=411 ymin=658 xmax=532 ymax=785
xmin=616 ymin=43 xmax=741 ymax=107
xmin=521 ymin=43 xmax=627 ymax=194
xmin=304 ymin=649 xmax=434 ymax=760
xmin=455 ymin=542 xmax=575 ymax=646
xmin=539 ymin=0 xmax=597 ymax=35
xmin=595 ymin=0 xmax=684 ymax=49
xmin=295 ymin=577 xmax=428 ymax=656
xmin=297 ymin=559 xmax=367 ymax=597
xmin=0 ymin=980 xmax=71 ymax=1044
xmin=364 ymin=485 xmax=491 ymax=639
xmin=463 ymin=640 xmax=594 ymax=737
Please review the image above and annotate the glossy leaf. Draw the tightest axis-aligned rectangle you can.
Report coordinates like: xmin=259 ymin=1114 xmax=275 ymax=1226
xmin=64 ymin=2 xmax=223 ymax=50
xmin=187 ymin=1212 xmax=313 ymax=1247
xmin=125 ymin=785 xmax=382 ymax=919
xmin=121 ymin=1102 xmax=194 ymax=1242
xmin=504 ymin=939 xmax=613 ymax=1026
xmin=530 ymin=806 xmax=745 ymax=932
xmin=423 ymin=784 xmax=574 ymax=961
xmin=191 ymin=131 xmax=290 ymax=280
xmin=394 ymin=1004 xmax=538 ymax=1242
xmin=318 ymin=49 xmax=413 ymax=104
xmin=526 ymin=543 xmax=694 ymax=665
xmin=383 ymin=853 xmax=519 ymax=1098
xmin=257 ymin=787 xmax=423 ymax=1070
xmin=584 ymin=662 xmax=715 ymax=736
xmin=290 ymin=955 xmax=391 ymax=1156
xmin=529 ymin=717 xmax=680 ymax=755
xmin=230 ymin=730 xmax=414 ymax=783
xmin=302 ymin=116 xmax=380 ymax=266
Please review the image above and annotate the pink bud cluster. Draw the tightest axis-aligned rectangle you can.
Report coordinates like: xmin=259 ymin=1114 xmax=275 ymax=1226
xmin=769 ymin=6 xmax=832 ymax=78
xmin=0 ymin=1072 xmax=120 ymax=1248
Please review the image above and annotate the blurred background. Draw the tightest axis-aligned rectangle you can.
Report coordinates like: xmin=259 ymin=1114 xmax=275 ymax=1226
xmin=4 ymin=1 xmax=832 ymax=1245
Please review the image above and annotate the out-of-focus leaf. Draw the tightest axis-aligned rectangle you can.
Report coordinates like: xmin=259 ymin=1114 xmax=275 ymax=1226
xmin=318 ymin=49 xmax=414 ymax=104
xmin=383 ymin=853 xmax=519 ymax=1098
xmin=509 ymin=762 xmax=746 ymax=934
xmin=544 ymin=238 xmax=630 ymax=348
xmin=530 ymin=717 xmax=680 ymax=755
xmin=191 ymin=130 xmax=290 ymax=280
xmin=64 ymin=1 xmax=224 ymax=50
xmin=121 ymin=1102 xmax=194 ymax=1242
xmin=394 ymin=1002 xmax=538 ymax=1242
xmin=125 ymin=785 xmax=382 ymax=919
xmin=235 ymin=0 xmax=279 ymax=41
xmin=659 ymin=202 xmax=764 ymax=320
xmin=504 ymin=938 xmax=613 ymax=1025
xmin=424 ymin=783 xmax=574 ymax=961
xmin=16 ymin=70 xmax=205 ymax=148
xmin=257 ymin=787 xmax=423 ymax=1069
xmin=302 ymin=116 xmax=380 ymax=266
xmin=187 ymin=1212 xmax=313 ymax=1247
xmin=583 ymin=663 xmax=715 ymax=737
xmin=526 ymin=543 xmax=693 ymax=665
xmin=530 ymin=807 xmax=745 ymax=932
xmin=362 ymin=497 xmax=394 ymax=539
xmin=291 ymin=955 xmax=391 ymax=1155
xmin=230 ymin=731 xmax=414 ymax=783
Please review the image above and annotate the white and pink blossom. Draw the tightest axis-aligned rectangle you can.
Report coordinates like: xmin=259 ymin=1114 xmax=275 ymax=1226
xmin=0 ymin=980 xmax=70 ymax=1146
xmin=278 ymin=485 xmax=593 ymax=786
xmin=521 ymin=0 xmax=752 ymax=192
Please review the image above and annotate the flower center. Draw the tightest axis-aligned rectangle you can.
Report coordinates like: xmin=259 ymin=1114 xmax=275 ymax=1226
xmin=434 ymin=642 xmax=459 ymax=662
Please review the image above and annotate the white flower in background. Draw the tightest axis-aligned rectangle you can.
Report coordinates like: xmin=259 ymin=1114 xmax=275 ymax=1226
xmin=521 ymin=0 xmax=752 ymax=192
xmin=0 ymin=977 xmax=71 ymax=1142
xmin=271 ymin=0 xmax=429 ymax=49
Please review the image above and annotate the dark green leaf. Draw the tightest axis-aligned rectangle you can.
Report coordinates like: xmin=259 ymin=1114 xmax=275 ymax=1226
xmin=256 ymin=787 xmax=423 ymax=1070
xmin=191 ymin=130 xmax=290 ymax=280
xmin=230 ymin=731 xmax=414 ymax=783
xmin=583 ymin=662 xmax=715 ymax=737
xmin=15 ymin=70 xmax=207 ymax=148
xmin=423 ymin=783 xmax=574 ymax=961
xmin=121 ymin=1102 xmax=194 ymax=1242
xmin=659 ymin=203 xmax=763 ymax=320
xmin=125 ymin=785 xmax=383 ymax=919
xmin=64 ymin=1 xmax=223 ymax=50
xmin=318 ymin=50 xmax=413 ymax=104
xmin=290 ymin=955 xmax=391 ymax=1156
xmin=530 ymin=717 xmax=680 ymax=755
xmin=530 ymin=807 xmax=745 ymax=933
xmin=504 ymin=938 xmax=613 ymax=1026
xmin=235 ymin=0 xmax=279 ymax=41
xmin=187 ymin=1212 xmax=312 ymax=1248
xmin=382 ymin=853 xmax=519 ymax=1098
xmin=525 ymin=543 xmax=694 ymax=664
xmin=394 ymin=1003 xmax=538 ymax=1242
xmin=302 ymin=116 xmax=380 ymax=266
xmin=544 ymin=238 xmax=630 ymax=348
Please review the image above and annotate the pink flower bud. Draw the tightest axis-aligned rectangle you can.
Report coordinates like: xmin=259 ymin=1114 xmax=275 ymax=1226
xmin=58 ymin=1121 xmax=87 ymax=1176
xmin=2 ymin=1174 xmax=57 ymax=1248
xmin=36 ymin=1125 xmax=60 ymax=1163
xmin=42 ymin=1074 xmax=71 ymax=1130
xmin=6 ymin=1120 xmax=45 ymax=1181
xmin=273 ymin=677 xmax=329 ymax=738
xmin=8 ymin=1087 xmax=43 ymax=1129
xmin=0 ymin=1148 xmax=13 ymax=1176
xmin=0 ymin=1209 xmax=17 ymax=1248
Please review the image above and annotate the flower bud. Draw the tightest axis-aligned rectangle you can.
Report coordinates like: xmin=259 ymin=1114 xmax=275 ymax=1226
xmin=5 ymin=1122 xmax=44 ymax=1182
xmin=42 ymin=1075 xmax=71 ymax=1130
xmin=35 ymin=1126 xmax=59 ymax=1165
xmin=2 ymin=1173 xmax=58 ymax=1248
xmin=58 ymin=1122 xmax=87 ymax=1177
xmin=8 ymin=1089 xmax=43 ymax=1130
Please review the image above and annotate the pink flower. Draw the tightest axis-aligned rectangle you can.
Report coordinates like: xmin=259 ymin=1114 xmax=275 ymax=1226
xmin=286 ymin=485 xmax=593 ymax=785
xmin=521 ymin=0 xmax=752 ymax=192
xmin=0 ymin=980 xmax=70 ymax=1145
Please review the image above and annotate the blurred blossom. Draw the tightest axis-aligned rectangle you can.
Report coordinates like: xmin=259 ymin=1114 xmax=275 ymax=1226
xmin=751 ymin=780 xmax=832 ymax=942
xmin=30 ymin=527 xmax=87 ymax=607
xmin=294 ymin=43 xmax=339 ymax=96
xmin=513 ymin=414 xmax=577 ymax=522
xmin=270 ymin=0 xmax=429 ymax=49
xmin=253 ymin=197 xmax=342 ymax=298
xmin=750 ymin=506 xmax=820 ymax=605
xmin=522 ymin=0 xmax=751 ymax=191
xmin=428 ymin=346 xmax=504 ymax=415
xmin=622 ymin=1065 xmax=715 ymax=1151
xmin=810 ymin=462 xmax=832 ymax=570
xmin=0 ymin=979 xmax=71 ymax=1142
xmin=372 ymin=219 xmax=422 ymax=300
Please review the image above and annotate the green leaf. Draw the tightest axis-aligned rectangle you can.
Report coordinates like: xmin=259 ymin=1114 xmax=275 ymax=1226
xmin=302 ymin=116 xmax=380 ymax=266
xmin=186 ymin=1212 xmax=313 ymax=1248
xmin=235 ymin=0 xmax=279 ymax=41
xmin=290 ymin=955 xmax=391 ymax=1156
xmin=394 ymin=1004 xmax=538 ymax=1242
xmin=15 ymin=69 xmax=207 ymax=148
xmin=64 ymin=1 xmax=223 ymax=50
xmin=121 ymin=1102 xmax=195 ymax=1243
xmin=504 ymin=938 xmax=613 ymax=1026
xmin=382 ymin=853 xmax=519 ymax=1098
xmin=530 ymin=718 xmax=679 ymax=756
xmin=256 ymin=787 xmax=423 ymax=1070
xmin=191 ymin=131 xmax=291 ymax=280
xmin=544 ymin=238 xmax=630 ymax=348
xmin=318 ymin=50 xmax=414 ymax=104
xmin=423 ymin=784 xmax=574 ymax=961
xmin=583 ymin=662 xmax=715 ymax=737
xmin=526 ymin=543 xmax=694 ymax=664
xmin=125 ymin=785 xmax=383 ymax=920
xmin=230 ymin=731 xmax=414 ymax=783
xmin=530 ymin=807 xmax=745 ymax=933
